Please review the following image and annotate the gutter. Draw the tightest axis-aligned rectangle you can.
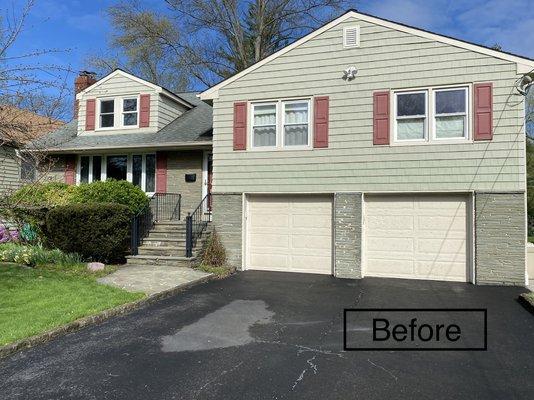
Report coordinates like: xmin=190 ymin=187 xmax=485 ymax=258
xmin=27 ymin=141 xmax=213 ymax=153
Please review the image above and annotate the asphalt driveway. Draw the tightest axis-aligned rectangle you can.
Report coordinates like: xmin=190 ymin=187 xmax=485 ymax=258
xmin=1 ymin=271 xmax=533 ymax=399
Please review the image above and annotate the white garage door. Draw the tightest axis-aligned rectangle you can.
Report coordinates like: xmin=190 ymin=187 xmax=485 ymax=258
xmin=247 ymin=195 xmax=332 ymax=274
xmin=364 ymin=194 xmax=469 ymax=282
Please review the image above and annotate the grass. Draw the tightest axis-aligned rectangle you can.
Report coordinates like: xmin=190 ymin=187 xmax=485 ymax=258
xmin=195 ymin=264 xmax=233 ymax=278
xmin=524 ymin=292 xmax=534 ymax=305
xmin=0 ymin=262 xmax=144 ymax=346
xmin=529 ymin=236 xmax=534 ymax=243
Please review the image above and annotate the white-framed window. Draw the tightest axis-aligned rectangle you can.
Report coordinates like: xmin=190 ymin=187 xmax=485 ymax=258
xmin=394 ymin=90 xmax=428 ymax=142
xmin=393 ymin=85 xmax=470 ymax=144
xmin=77 ymin=153 xmax=156 ymax=193
xmin=433 ymin=87 xmax=468 ymax=140
xmin=122 ymin=98 xmax=138 ymax=126
xmin=99 ymin=99 xmax=115 ymax=128
xmin=250 ymin=98 xmax=311 ymax=149
xmin=97 ymin=95 xmax=140 ymax=130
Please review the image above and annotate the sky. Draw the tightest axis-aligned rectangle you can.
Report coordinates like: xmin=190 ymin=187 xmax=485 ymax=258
xmin=5 ymin=0 xmax=534 ymax=118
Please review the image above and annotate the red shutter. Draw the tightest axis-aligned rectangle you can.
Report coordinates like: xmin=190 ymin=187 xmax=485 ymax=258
xmin=139 ymin=94 xmax=151 ymax=128
xmin=313 ymin=96 xmax=329 ymax=148
xmin=373 ymin=91 xmax=390 ymax=145
xmin=156 ymin=152 xmax=167 ymax=193
xmin=64 ymin=156 xmax=76 ymax=185
xmin=85 ymin=99 xmax=96 ymax=131
xmin=474 ymin=83 xmax=493 ymax=140
xmin=233 ymin=102 xmax=247 ymax=150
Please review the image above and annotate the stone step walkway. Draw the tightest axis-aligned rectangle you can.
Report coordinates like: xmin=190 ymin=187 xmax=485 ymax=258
xmin=98 ymin=265 xmax=211 ymax=295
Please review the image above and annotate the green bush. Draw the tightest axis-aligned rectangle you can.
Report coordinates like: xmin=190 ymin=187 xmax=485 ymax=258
xmin=9 ymin=182 xmax=76 ymax=207
xmin=45 ymin=203 xmax=133 ymax=263
xmin=70 ymin=180 xmax=149 ymax=214
xmin=0 ymin=243 xmax=83 ymax=267
xmin=0 ymin=206 xmax=50 ymax=244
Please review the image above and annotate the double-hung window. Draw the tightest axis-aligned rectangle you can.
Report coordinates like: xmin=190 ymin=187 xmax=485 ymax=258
xmin=251 ymin=99 xmax=311 ymax=149
xmin=395 ymin=91 xmax=427 ymax=141
xmin=394 ymin=86 xmax=469 ymax=144
xmin=99 ymin=99 xmax=115 ymax=128
xmin=122 ymin=98 xmax=138 ymax=126
xmin=433 ymin=87 xmax=468 ymax=139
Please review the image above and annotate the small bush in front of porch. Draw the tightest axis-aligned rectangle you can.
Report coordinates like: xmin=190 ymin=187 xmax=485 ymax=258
xmin=71 ymin=180 xmax=149 ymax=214
xmin=46 ymin=203 xmax=132 ymax=263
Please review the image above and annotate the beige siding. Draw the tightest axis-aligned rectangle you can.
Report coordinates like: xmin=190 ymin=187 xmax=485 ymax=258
xmin=41 ymin=156 xmax=67 ymax=183
xmin=0 ymin=146 xmax=21 ymax=196
xmin=158 ymin=94 xmax=187 ymax=129
xmin=212 ymin=17 xmax=526 ymax=193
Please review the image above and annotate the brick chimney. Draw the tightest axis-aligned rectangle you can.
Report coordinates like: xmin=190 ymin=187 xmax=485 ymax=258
xmin=73 ymin=71 xmax=97 ymax=119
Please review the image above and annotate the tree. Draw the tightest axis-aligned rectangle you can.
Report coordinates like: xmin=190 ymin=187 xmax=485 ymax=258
xmin=91 ymin=0 xmax=352 ymax=89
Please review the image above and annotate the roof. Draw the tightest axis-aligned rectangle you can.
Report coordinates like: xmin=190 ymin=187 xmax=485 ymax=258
xmin=0 ymin=105 xmax=64 ymax=146
xmin=76 ymin=69 xmax=194 ymax=110
xmin=200 ymin=9 xmax=534 ymax=100
xmin=27 ymin=92 xmax=212 ymax=152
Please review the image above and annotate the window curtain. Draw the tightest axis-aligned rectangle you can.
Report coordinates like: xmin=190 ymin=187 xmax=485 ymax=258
xmin=284 ymin=103 xmax=308 ymax=146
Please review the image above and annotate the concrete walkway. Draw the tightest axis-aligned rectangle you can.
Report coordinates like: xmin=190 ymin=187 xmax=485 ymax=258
xmin=98 ymin=265 xmax=211 ymax=295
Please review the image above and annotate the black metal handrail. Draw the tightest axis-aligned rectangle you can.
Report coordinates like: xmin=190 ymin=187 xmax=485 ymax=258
xmin=130 ymin=193 xmax=182 ymax=255
xmin=152 ymin=193 xmax=181 ymax=221
xmin=185 ymin=194 xmax=212 ymax=257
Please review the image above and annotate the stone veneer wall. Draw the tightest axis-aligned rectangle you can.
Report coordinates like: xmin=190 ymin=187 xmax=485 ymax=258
xmin=167 ymin=151 xmax=204 ymax=215
xmin=334 ymin=193 xmax=362 ymax=279
xmin=212 ymin=193 xmax=242 ymax=268
xmin=475 ymin=192 xmax=526 ymax=285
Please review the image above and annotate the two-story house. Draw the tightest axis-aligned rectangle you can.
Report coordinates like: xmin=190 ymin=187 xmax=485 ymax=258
xmin=200 ymin=10 xmax=534 ymax=286
xmin=30 ymin=70 xmax=213 ymax=216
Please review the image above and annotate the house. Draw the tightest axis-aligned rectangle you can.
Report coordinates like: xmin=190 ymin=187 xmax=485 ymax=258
xmin=200 ymin=10 xmax=534 ymax=286
xmin=0 ymin=106 xmax=64 ymax=196
xmin=29 ymin=70 xmax=213 ymax=215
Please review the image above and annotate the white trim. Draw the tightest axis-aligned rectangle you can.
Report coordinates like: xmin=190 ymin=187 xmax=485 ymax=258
xmin=199 ymin=10 xmax=534 ymax=100
xmin=76 ymin=69 xmax=193 ymax=109
xmin=393 ymin=90 xmax=428 ymax=143
xmin=202 ymin=151 xmax=213 ymax=213
xmin=37 ymin=141 xmax=213 ymax=153
xmin=96 ymin=95 xmax=140 ymax=131
xmin=250 ymin=102 xmax=278 ymax=150
xmin=431 ymin=86 xmax=469 ymax=141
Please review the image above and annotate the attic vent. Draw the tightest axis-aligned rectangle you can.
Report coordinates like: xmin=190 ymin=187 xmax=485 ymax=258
xmin=343 ymin=26 xmax=360 ymax=48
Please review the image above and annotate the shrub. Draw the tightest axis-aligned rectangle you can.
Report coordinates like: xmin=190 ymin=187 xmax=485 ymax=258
xmin=45 ymin=203 xmax=133 ymax=263
xmin=0 ymin=206 xmax=49 ymax=245
xmin=0 ymin=243 xmax=82 ymax=267
xmin=9 ymin=182 xmax=75 ymax=207
xmin=70 ymin=180 xmax=150 ymax=214
xmin=201 ymin=231 xmax=227 ymax=267
xmin=0 ymin=225 xmax=18 ymax=243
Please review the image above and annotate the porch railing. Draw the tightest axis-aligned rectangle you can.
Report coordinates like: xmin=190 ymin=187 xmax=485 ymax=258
xmin=130 ymin=193 xmax=182 ymax=255
xmin=185 ymin=194 xmax=212 ymax=257
xmin=152 ymin=192 xmax=181 ymax=221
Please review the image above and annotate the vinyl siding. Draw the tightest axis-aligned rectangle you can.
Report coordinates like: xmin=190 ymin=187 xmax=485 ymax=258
xmin=77 ymin=73 xmax=186 ymax=135
xmin=158 ymin=94 xmax=188 ymax=129
xmin=0 ymin=146 xmax=21 ymax=195
xmin=212 ymin=17 xmax=526 ymax=193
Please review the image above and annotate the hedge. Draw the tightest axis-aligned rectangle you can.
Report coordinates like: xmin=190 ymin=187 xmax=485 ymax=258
xmin=45 ymin=203 xmax=133 ymax=263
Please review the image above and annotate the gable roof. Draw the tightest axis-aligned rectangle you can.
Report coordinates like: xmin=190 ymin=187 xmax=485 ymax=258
xmin=77 ymin=69 xmax=194 ymax=109
xmin=27 ymin=92 xmax=212 ymax=152
xmin=200 ymin=9 xmax=534 ymax=100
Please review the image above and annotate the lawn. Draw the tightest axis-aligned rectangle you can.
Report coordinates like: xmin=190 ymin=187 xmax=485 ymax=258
xmin=0 ymin=262 xmax=144 ymax=346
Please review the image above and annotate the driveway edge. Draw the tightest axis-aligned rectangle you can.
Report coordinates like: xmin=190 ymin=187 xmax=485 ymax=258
xmin=0 ymin=274 xmax=215 ymax=360
xmin=518 ymin=293 xmax=534 ymax=315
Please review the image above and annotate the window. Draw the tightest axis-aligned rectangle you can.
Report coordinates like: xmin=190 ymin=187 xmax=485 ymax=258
xmin=20 ymin=158 xmax=36 ymax=181
xmin=434 ymin=87 xmax=468 ymax=139
xmin=106 ymin=155 xmax=128 ymax=181
xmin=252 ymin=103 xmax=277 ymax=147
xmin=283 ymin=101 xmax=309 ymax=146
xmin=251 ymin=99 xmax=311 ymax=149
xmin=395 ymin=91 xmax=427 ymax=141
xmin=393 ymin=86 xmax=470 ymax=144
xmin=99 ymin=99 xmax=115 ymax=128
xmin=123 ymin=98 xmax=138 ymax=126
xmin=77 ymin=154 xmax=156 ymax=192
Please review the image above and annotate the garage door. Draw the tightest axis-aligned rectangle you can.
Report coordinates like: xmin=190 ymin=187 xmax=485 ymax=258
xmin=247 ymin=195 xmax=332 ymax=274
xmin=364 ymin=194 xmax=469 ymax=282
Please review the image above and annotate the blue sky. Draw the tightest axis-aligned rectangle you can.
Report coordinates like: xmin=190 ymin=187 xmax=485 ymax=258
xmin=6 ymin=0 xmax=534 ymax=113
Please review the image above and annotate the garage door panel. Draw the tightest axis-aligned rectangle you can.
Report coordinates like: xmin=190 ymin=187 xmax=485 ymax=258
xmin=365 ymin=194 xmax=469 ymax=282
xmin=247 ymin=195 xmax=332 ymax=275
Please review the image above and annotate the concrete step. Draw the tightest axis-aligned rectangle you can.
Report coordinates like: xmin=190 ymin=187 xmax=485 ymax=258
xmin=151 ymin=226 xmax=188 ymax=233
xmin=142 ymin=238 xmax=187 ymax=247
xmin=146 ymin=233 xmax=186 ymax=240
xmin=126 ymin=254 xmax=197 ymax=267
xmin=137 ymin=246 xmax=196 ymax=257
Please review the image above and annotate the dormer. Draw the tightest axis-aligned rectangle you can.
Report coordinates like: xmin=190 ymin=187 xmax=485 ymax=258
xmin=74 ymin=69 xmax=193 ymax=135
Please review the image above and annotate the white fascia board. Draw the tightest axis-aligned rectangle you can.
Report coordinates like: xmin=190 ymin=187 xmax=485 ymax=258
xmin=200 ymin=10 xmax=534 ymax=100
